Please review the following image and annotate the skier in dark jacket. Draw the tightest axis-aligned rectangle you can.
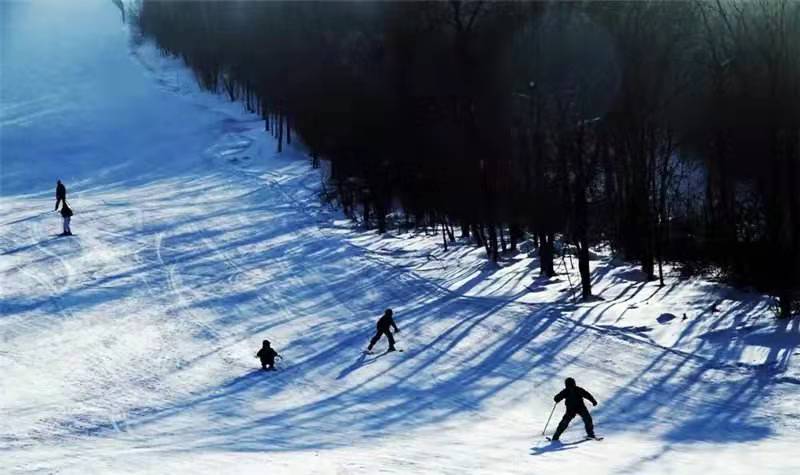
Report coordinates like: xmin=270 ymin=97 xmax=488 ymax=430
xmin=54 ymin=180 xmax=66 ymax=211
xmin=255 ymin=340 xmax=281 ymax=371
xmin=367 ymin=308 xmax=399 ymax=353
xmin=60 ymin=201 xmax=73 ymax=236
xmin=551 ymin=377 xmax=597 ymax=440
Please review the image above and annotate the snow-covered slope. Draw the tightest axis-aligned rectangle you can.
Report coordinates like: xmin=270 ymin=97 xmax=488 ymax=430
xmin=2 ymin=1 xmax=799 ymax=474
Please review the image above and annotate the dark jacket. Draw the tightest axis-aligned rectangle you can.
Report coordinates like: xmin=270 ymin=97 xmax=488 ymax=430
xmin=554 ymin=385 xmax=597 ymax=411
xmin=376 ymin=313 xmax=398 ymax=332
xmin=56 ymin=183 xmax=66 ymax=200
xmin=257 ymin=347 xmax=278 ymax=362
xmin=60 ymin=203 xmax=73 ymax=218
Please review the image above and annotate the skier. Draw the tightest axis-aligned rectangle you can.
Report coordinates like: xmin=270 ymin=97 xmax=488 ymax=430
xmin=59 ymin=201 xmax=73 ymax=236
xmin=255 ymin=340 xmax=281 ymax=371
xmin=550 ymin=377 xmax=598 ymax=441
xmin=54 ymin=180 xmax=66 ymax=211
xmin=366 ymin=308 xmax=399 ymax=353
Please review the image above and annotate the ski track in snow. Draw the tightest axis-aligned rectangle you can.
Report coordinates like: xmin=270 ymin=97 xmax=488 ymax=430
xmin=2 ymin=5 xmax=800 ymax=475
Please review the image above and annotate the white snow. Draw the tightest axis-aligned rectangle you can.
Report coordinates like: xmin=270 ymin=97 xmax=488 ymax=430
xmin=2 ymin=1 xmax=799 ymax=474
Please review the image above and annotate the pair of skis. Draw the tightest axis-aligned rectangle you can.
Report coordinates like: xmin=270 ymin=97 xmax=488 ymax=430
xmin=363 ymin=348 xmax=403 ymax=355
xmin=545 ymin=435 xmax=604 ymax=442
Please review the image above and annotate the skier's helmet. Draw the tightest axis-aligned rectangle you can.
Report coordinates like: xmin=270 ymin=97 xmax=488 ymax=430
xmin=385 ymin=308 xmax=393 ymax=316
xmin=263 ymin=339 xmax=270 ymax=347
xmin=565 ymin=377 xmax=576 ymax=388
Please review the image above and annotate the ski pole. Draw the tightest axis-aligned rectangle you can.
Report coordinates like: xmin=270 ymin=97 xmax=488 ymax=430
xmin=542 ymin=402 xmax=557 ymax=436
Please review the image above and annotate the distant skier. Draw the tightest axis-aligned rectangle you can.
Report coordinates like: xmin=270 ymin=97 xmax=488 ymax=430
xmin=59 ymin=201 xmax=73 ymax=236
xmin=255 ymin=340 xmax=281 ymax=371
xmin=550 ymin=377 xmax=598 ymax=441
xmin=54 ymin=180 xmax=67 ymax=211
xmin=366 ymin=308 xmax=399 ymax=353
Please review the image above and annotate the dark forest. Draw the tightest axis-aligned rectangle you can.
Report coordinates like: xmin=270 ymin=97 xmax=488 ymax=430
xmin=133 ymin=0 xmax=800 ymax=317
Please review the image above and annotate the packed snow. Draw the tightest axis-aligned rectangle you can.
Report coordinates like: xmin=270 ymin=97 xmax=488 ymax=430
xmin=1 ymin=1 xmax=799 ymax=474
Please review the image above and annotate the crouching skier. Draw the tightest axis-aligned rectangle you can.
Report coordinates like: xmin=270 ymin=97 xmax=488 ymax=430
xmin=366 ymin=308 xmax=399 ymax=353
xmin=256 ymin=340 xmax=282 ymax=371
xmin=550 ymin=377 xmax=598 ymax=441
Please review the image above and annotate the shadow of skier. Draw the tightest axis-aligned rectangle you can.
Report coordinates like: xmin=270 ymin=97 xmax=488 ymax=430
xmin=529 ymin=438 xmax=590 ymax=456
xmin=336 ymin=351 xmax=393 ymax=380
xmin=336 ymin=353 xmax=368 ymax=380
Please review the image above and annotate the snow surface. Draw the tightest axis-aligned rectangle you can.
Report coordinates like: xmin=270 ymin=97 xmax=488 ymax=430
xmin=2 ymin=1 xmax=799 ymax=474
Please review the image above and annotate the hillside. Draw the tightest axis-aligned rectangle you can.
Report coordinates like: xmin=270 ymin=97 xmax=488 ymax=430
xmin=1 ymin=2 xmax=799 ymax=474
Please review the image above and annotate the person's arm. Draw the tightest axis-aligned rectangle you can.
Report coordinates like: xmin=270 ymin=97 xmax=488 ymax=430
xmin=256 ymin=349 xmax=263 ymax=358
xmin=581 ymin=388 xmax=598 ymax=406
xmin=392 ymin=317 xmax=399 ymax=332
xmin=553 ymin=389 xmax=566 ymax=403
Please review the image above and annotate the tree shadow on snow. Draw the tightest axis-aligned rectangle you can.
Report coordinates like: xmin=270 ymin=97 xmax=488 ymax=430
xmin=594 ymin=304 xmax=799 ymax=473
xmin=116 ymin=256 xmax=574 ymax=453
xmin=13 ymin=169 xmax=794 ymax=460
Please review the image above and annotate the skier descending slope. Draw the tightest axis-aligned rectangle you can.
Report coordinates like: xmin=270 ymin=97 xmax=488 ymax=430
xmin=366 ymin=308 xmax=399 ymax=354
xmin=255 ymin=340 xmax=282 ymax=371
xmin=59 ymin=201 xmax=74 ymax=236
xmin=54 ymin=179 xmax=67 ymax=211
xmin=549 ymin=377 xmax=599 ymax=441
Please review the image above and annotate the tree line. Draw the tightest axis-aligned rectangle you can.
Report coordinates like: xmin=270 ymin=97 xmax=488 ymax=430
xmin=133 ymin=1 xmax=800 ymax=317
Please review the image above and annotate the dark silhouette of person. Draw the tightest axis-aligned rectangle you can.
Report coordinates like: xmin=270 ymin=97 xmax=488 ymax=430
xmin=55 ymin=180 xmax=66 ymax=211
xmin=551 ymin=377 xmax=597 ymax=441
xmin=255 ymin=340 xmax=281 ymax=371
xmin=367 ymin=308 xmax=399 ymax=352
xmin=60 ymin=201 xmax=73 ymax=236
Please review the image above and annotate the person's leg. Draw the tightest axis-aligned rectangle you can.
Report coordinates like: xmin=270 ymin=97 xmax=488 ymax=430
xmin=62 ymin=217 xmax=68 ymax=234
xmin=65 ymin=217 xmax=71 ymax=234
xmin=386 ymin=330 xmax=396 ymax=350
xmin=579 ymin=408 xmax=595 ymax=437
xmin=551 ymin=410 xmax=577 ymax=440
xmin=367 ymin=330 xmax=382 ymax=351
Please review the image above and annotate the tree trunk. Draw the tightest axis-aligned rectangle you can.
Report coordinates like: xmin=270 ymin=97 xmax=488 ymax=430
xmin=509 ymin=223 xmax=520 ymax=252
xmin=277 ymin=114 xmax=283 ymax=153
xmin=441 ymin=218 xmax=448 ymax=251
xmin=577 ymin=239 xmax=592 ymax=300
xmin=539 ymin=232 xmax=556 ymax=277
xmin=642 ymin=241 xmax=655 ymax=280
xmin=472 ymin=223 xmax=484 ymax=247
xmin=377 ymin=203 xmax=386 ymax=234
xmin=487 ymin=224 xmax=499 ymax=262
xmin=362 ymin=195 xmax=370 ymax=227
xmin=778 ymin=291 xmax=792 ymax=319
xmin=461 ymin=221 xmax=470 ymax=239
